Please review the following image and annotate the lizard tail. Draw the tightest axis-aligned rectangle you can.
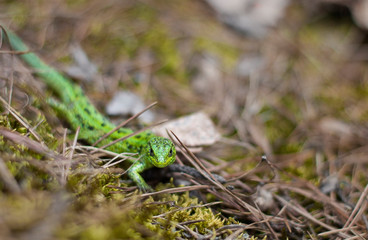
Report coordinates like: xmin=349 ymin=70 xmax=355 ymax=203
xmin=2 ymin=27 xmax=78 ymax=103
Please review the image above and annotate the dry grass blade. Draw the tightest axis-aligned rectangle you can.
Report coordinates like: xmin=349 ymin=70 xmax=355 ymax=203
xmin=343 ymin=183 xmax=368 ymax=233
xmin=93 ymin=119 xmax=167 ymax=152
xmin=6 ymin=154 xmax=59 ymax=178
xmin=0 ymin=95 xmax=42 ymax=142
xmin=254 ymin=202 xmax=279 ymax=240
xmin=107 ymin=156 xmax=141 ymax=178
xmin=60 ymin=126 xmax=80 ymax=186
xmin=168 ymin=130 xmax=224 ymax=187
xmin=3 ymin=1 xmax=368 ymax=238
xmin=102 ymin=153 xmax=137 ymax=168
xmin=225 ymin=227 xmax=247 ymax=240
xmin=68 ymin=145 xmax=135 ymax=158
xmin=25 ymin=118 xmax=45 ymax=138
xmin=248 ymin=119 xmax=273 ymax=157
xmin=0 ymin=127 xmax=59 ymax=159
xmin=92 ymin=101 xmax=157 ymax=146
xmin=116 ymin=185 xmax=212 ymax=201
xmin=274 ymin=195 xmax=351 ymax=238
xmin=318 ymin=226 xmax=359 ymax=237
xmin=168 ymin=130 xmax=270 ymax=226
xmin=179 ymin=220 xmax=205 ymax=226
xmin=275 ymin=183 xmax=349 ymax=220
xmin=175 ymin=224 xmax=202 ymax=239
xmin=226 ymin=155 xmax=268 ymax=182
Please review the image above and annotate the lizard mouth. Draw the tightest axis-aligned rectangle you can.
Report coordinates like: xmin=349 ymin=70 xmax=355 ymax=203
xmin=153 ymin=162 xmax=169 ymax=168
xmin=152 ymin=156 xmax=172 ymax=168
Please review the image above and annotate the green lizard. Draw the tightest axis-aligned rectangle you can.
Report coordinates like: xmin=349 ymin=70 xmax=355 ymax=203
xmin=2 ymin=27 xmax=176 ymax=192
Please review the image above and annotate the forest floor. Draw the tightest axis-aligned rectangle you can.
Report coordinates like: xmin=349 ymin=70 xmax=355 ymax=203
xmin=0 ymin=1 xmax=368 ymax=239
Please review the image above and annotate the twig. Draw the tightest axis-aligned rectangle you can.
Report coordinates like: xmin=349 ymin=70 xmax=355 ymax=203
xmin=226 ymin=155 xmax=268 ymax=182
xmin=92 ymin=101 xmax=157 ymax=146
xmin=275 ymin=195 xmax=351 ymax=238
xmin=67 ymin=145 xmax=135 ymax=158
xmin=61 ymin=127 xmax=80 ymax=186
xmin=169 ymin=130 xmax=265 ymax=222
xmin=102 ymin=153 xmax=137 ymax=168
xmin=0 ymin=95 xmax=43 ymax=142
xmin=0 ymin=127 xmax=61 ymax=160
xmin=105 ymin=155 xmax=141 ymax=178
xmin=25 ymin=118 xmax=45 ymax=138
xmin=93 ymin=119 xmax=167 ymax=152
xmin=318 ymin=226 xmax=359 ymax=237
xmin=168 ymin=130 xmax=224 ymax=188
xmin=254 ymin=201 xmax=279 ymax=240
xmin=344 ymin=183 xmax=368 ymax=229
xmin=225 ymin=227 xmax=247 ymax=240
xmin=113 ymin=185 xmax=212 ymax=201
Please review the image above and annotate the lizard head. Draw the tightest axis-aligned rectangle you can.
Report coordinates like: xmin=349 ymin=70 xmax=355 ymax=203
xmin=142 ymin=137 xmax=176 ymax=168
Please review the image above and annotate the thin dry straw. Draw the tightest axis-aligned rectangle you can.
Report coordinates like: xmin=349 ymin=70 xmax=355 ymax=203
xmin=93 ymin=101 xmax=157 ymax=146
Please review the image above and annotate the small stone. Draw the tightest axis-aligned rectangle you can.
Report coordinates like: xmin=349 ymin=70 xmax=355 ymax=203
xmin=152 ymin=112 xmax=220 ymax=147
xmin=105 ymin=91 xmax=155 ymax=123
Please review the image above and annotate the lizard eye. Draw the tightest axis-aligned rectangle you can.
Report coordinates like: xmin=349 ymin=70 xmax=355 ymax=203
xmin=149 ymin=147 xmax=154 ymax=157
xmin=168 ymin=148 xmax=173 ymax=157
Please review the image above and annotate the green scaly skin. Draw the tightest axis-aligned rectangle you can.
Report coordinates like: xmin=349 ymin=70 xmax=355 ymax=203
xmin=2 ymin=28 xmax=176 ymax=192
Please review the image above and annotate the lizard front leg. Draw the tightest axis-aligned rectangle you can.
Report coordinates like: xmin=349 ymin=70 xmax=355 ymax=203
xmin=128 ymin=159 xmax=153 ymax=193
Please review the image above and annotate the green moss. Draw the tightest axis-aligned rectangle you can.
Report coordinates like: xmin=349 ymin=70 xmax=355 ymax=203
xmin=56 ymin=176 xmax=244 ymax=239
xmin=67 ymin=172 xmax=121 ymax=197
xmin=134 ymin=187 xmax=240 ymax=238
xmin=0 ymin=115 xmax=31 ymax=156
xmin=282 ymin=157 xmax=318 ymax=183
xmin=260 ymin=104 xmax=303 ymax=154
xmin=86 ymin=4 xmax=185 ymax=82
xmin=33 ymin=114 xmax=59 ymax=150
xmin=0 ymin=191 xmax=53 ymax=232
xmin=194 ymin=37 xmax=239 ymax=71
xmin=0 ymin=115 xmax=23 ymax=132
xmin=142 ymin=25 xmax=184 ymax=79
xmin=0 ymin=113 xmax=59 ymax=159
xmin=314 ymin=86 xmax=350 ymax=119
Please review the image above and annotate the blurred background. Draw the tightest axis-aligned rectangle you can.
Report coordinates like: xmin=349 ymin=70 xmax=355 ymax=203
xmin=1 ymin=0 xmax=368 ymax=239
xmin=3 ymin=0 xmax=368 ymax=154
